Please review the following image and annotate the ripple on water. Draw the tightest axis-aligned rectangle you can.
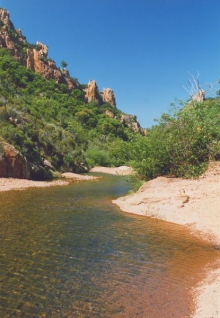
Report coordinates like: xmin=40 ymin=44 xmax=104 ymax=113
xmin=0 ymin=175 xmax=218 ymax=317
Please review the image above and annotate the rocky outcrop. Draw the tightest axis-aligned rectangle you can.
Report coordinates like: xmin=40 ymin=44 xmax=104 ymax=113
xmin=0 ymin=141 xmax=54 ymax=180
xmin=120 ymin=114 xmax=144 ymax=134
xmin=0 ymin=10 xmax=25 ymax=63
xmin=0 ymin=8 xmax=15 ymax=29
xmin=0 ymin=141 xmax=31 ymax=179
xmin=84 ymin=80 xmax=116 ymax=107
xmin=84 ymin=80 xmax=102 ymax=104
xmin=0 ymin=9 xmax=79 ymax=90
xmin=84 ymin=80 xmax=143 ymax=133
xmin=101 ymin=88 xmax=116 ymax=107
xmin=26 ymin=42 xmax=78 ymax=89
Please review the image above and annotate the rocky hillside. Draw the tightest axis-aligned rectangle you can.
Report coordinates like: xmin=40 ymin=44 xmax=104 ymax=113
xmin=0 ymin=7 xmax=144 ymax=180
xmin=0 ymin=8 xmax=142 ymax=133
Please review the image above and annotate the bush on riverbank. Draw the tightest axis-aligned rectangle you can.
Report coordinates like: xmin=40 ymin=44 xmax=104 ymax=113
xmin=115 ymin=98 xmax=220 ymax=180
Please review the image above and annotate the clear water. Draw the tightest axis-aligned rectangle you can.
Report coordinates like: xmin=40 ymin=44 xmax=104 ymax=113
xmin=0 ymin=174 xmax=218 ymax=317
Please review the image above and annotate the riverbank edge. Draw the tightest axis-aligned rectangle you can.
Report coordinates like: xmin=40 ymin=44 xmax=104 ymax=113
xmin=112 ymin=162 xmax=220 ymax=318
xmin=0 ymin=173 xmax=99 ymax=192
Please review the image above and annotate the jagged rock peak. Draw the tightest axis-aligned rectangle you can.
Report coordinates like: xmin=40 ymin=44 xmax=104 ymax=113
xmin=0 ymin=8 xmax=13 ymax=29
xmin=84 ymin=80 xmax=116 ymax=107
xmin=84 ymin=80 xmax=101 ymax=104
xmin=102 ymin=88 xmax=116 ymax=107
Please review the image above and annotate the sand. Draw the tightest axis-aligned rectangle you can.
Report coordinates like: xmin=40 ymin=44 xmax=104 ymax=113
xmin=112 ymin=162 xmax=220 ymax=317
xmin=0 ymin=178 xmax=69 ymax=191
xmin=90 ymin=165 xmax=134 ymax=175
xmin=0 ymin=172 xmax=98 ymax=192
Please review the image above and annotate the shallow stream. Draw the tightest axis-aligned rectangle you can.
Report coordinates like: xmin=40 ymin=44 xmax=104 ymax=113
xmin=0 ymin=174 xmax=218 ymax=317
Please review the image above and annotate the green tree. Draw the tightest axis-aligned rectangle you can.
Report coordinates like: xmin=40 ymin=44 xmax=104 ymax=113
xmin=60 ymin=60 xmax=68 ymax=70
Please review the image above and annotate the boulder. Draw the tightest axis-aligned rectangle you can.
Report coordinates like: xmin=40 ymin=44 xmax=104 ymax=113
xmin=30 ymin=163 xmax=52 ymax=181
xmin=0 ymin=141 xmax=31 ymax=179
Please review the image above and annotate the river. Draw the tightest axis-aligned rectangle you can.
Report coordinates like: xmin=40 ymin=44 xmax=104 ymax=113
xmin=0 ymin=174 xmax=218 ymax=317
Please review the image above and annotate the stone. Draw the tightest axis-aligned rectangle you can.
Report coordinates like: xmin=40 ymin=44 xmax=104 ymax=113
xmin=0 ymin=142 xmax=31 ymax=179
xmin=102 ymin=88 xmax=116 ymax=107
xmin=84 ymin=80 xmax=102 ymax=104
xmin=36 ymin=41 xmax=48 ymax=56
xmin=30 ymin=164 xmax=52 ymax=181
xmin=120 ymin=114 xmax=144 ymax=134
xmin=105 ymin=110 xmax=114 ymax=118
xmin=0 ymin=152 xmax=7 ymax=177
xmin=84 ymin=81 xmax=117 ymax=107
xmin=43 ymin=159 xmax=55 ymax=171
xmin=0 ymin=9 xmax=13 ymax=29
xmin=26 ymin=49 xmax=35 ymax=72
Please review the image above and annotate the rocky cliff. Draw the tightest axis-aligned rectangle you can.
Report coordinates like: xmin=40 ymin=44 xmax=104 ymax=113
xmin=0 ymin=8 xmax=143 ymax=132
xmin=0 ymin=8 xmax=79 ymax=89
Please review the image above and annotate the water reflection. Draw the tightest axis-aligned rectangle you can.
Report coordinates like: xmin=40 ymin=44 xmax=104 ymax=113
xmin=0 ymin=174 xmax=218 ymax=317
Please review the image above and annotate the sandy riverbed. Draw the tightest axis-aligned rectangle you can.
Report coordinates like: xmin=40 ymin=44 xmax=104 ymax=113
xmin=112 ymin=162 xmax=220 ymax=317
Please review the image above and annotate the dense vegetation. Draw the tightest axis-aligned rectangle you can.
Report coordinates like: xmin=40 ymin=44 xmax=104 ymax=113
xmin=0 ymin=48 xmax=135 ymax=176
xmin=116 ymin=98 xmax=220 ymax=180
xmin=1 ymin=47 xmax=220 ymax=182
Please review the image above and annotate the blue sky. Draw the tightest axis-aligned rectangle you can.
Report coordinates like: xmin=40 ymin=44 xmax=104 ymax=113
xmin=0 ymin=0 xmax=220 ymax=128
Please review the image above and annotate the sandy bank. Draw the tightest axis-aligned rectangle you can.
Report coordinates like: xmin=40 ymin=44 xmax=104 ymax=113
xmin=90 ymin=166 xmax=134 ymax=175
xmin=113 ymin=162 xmax=220 ymax=317
xmin=113 ymin=162 xmax=220 ymax=244
xmin=0 ymin=178 xmax=69 ymax=192
xmin=0 ymin=172 xmax=98 ymax=192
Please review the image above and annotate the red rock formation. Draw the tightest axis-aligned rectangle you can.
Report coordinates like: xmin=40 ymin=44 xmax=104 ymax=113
xmin=84 ymin=80 xmax=102 ymax=104
xmin=84 ymin=80 xmax=116 ymax=107
xmin=26 ymin=42 xmax=78 ymax=89
xmin=0 ymin=142 xmax=31 ymax=179
xmin=0 ymin=9 xmax=79 ymax=90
